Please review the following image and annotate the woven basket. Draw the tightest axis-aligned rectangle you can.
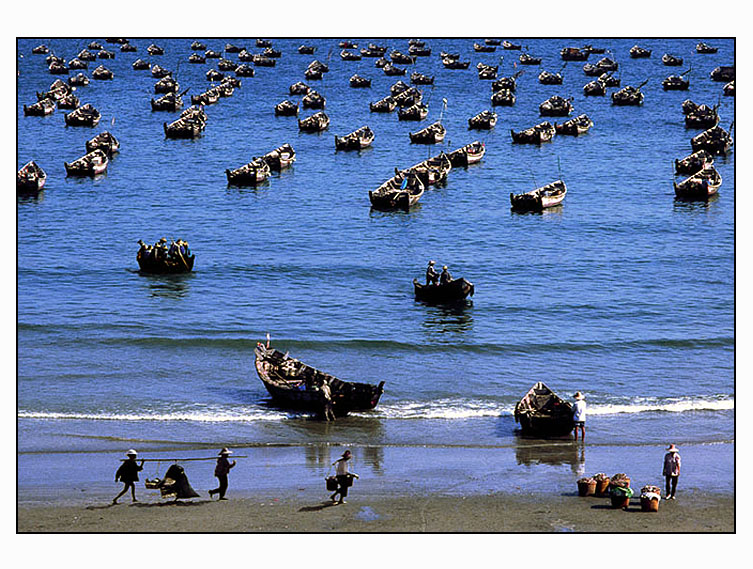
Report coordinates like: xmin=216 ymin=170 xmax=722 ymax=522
xmin=641 ymin=497 xmax=660 ymax=512
xmin=610 ymin=495 xmax=630 ymax=509
xmin=577 ymin=480 xmax=597 ymax=497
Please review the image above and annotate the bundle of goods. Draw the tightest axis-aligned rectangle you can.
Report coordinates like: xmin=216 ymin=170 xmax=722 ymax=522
xmin=608 ymin=474 xmax=633 ymax=508
xmin=640 ymin=485 xmax=662 ymax=512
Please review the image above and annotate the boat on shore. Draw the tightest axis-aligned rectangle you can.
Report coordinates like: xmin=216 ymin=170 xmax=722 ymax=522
xmin=254 ymin=342 xmax=385 ymax=418
xmin=510 ymin=180 xmax=567 ymax=211
xmin=413 ymin=277 xmax=474 ymax=304
xmin=514 ymin=382 xmax=575 ymax=437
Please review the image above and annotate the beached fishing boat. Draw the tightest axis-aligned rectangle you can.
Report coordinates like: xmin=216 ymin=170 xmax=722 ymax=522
xmin=555 ymin=114 xmax=593 ymax=136
xmin=86 ymin=131 xmax=120 ymax=156
xmin=260 ymin=143 xmax=296 ymax=171
xmin=17 ymin=161 xmax=47 ymax=193
xmin=369 ymin=172 xmax=425 ymax=211
xmin=510 ymin=179 xmax=567 ymax=211
xmin=691 ymin=125 xmax=733 ymax=155
xmin=64 ymin=103 xmax=101 ymax=126
xmin=413 ymin=277 xmax=475 ymax=304
xmin=274 ymin=100 xmax=299 ymax=116
xmin=510 ymin=121 xmax=555 ymax=144
xmin=674 ymin=165 xmax=722 ymax=200
xmin=64 ymin=149 xmax=109 ymax=177
xmin=254 ymin=342 xmax=385 ymax=417
xmin=409 ymin=121 xmax=446 ymax=144
xmin=298 ymin=111 xmax=330 ymax=132
xmin=514 ymin=382 xmax=575 ymax=437
xmin=335 ymin=125 xmax=375 ymax=150
xmin=468 ymin=110 xmax=497 ymax=130
xmin=674 ymin=150 xmax=713 ymax=176
xmin=447 ymin=141 xmax=485 ymax=167
xmin=225 ymin=157 xmax=271 ymax=186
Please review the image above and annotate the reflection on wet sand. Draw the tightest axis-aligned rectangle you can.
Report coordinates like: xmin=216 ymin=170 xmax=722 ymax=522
xmin=514 ymin=436 xmax=585 ymax=476
xmin=303 ymin=444 xmax=384 ymax=475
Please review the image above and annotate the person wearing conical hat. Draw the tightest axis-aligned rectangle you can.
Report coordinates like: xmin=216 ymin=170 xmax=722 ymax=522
xmin=572 ymin=392 xmax=586 ymax=441
xmin=439 ymin=265 xmax=452 ymax=285
xmin=426 ymin=260 xmax=439 ymax=285
xmin=662 ymin=444 xmax=681 ymax=500
xmin=209 ymin=448 xmax=236 ymax=500
xmin=113 ymin=449 xmax=144 ymax=504
xmin=330 ymin=450 xmax=359 ymax=505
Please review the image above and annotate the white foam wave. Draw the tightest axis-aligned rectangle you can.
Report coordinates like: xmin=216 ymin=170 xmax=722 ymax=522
xmin=587 ymin=397 xmax=734 ymax=415
xmin=17 ymin=409 xmax=290 ymax=423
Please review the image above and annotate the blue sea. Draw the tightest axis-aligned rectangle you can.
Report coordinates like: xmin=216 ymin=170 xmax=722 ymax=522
xmin=17 ymin=38 xmax=734 ymax=472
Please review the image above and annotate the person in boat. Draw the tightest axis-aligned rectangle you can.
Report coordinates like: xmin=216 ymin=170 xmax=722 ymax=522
xmin=137 ymin=239 xmax=153 ymax=259
xmin=209 ymin=448 xmax=237 ymax=500
xmin=426 ymin=260 xmax=439 ymax=285
xmin=113 ymin=449 xmax=144 ymax=504
xmin=572 ymin=391 xmax=586 ymax=441
xmin=662 ymin=444 xmax=681 ymax=500
xmin=330 ymin=450 xmax=359 ymax=504
xmin=321 ymin=378 xmax=336 ymax=421
xmin=439 ymin=265 xmax=452 ymax=285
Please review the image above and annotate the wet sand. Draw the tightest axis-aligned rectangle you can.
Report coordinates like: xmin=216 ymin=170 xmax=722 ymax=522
xmin=18 ymin=490 xmax=733 ymax=533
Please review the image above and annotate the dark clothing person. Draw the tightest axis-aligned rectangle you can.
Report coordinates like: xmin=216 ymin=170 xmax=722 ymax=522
xmin=330 ymin=450 xmax=359 ymax=504
xmin=439 ymin=266 xmax=453 ymax=285
xmin=209 ymin=448 xmax=236 ymax=500
xmin=321 ymin=381 xmax=336 ymax=422
xmin=426 ymin=262 xmax=439 ymax=285
xmin=662 ymin=444 xmax=681 ymax=499
xmin=113 ymin=450 xmax=144 ymax=504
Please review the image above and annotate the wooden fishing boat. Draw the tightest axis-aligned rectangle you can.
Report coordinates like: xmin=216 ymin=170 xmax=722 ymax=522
xmin=540 ymin=95 xmax=573 ymax=116
xmin=235 ymin=64 xmax=255 ymax=77
xmin=442 ymin=58 xmax=470 ymax=69
xmin=374 ymin=57 xmax=389 ymax=68
xmin=408 ymin=39 xmax=425 ymax=47
xmin=120 ymin=43 xmax=137 ymax=52
xmin=64 ymin=103 xmax=101 ymax=126
xmin=68 ymin=73 xmax=90 ymax=86
xmin=440 ymin=51 xmax=459 ymax=61
xmin=86 ymin=131 xmax=120 ymax=156
xmin=390 ymin=51 xmax=415 ymax=64
xmin=611 ymin=84 xmax=644 ymax=106
xmin=221 ymin=76 xmax=241 ymax=89
xmin=17 ymin=161 xmax=47 ymax=193
xmin=685 ymin=105 xmax=718 ymax=129
xmin=390 ymin=80 xmax=410 ymax=95
xmin=411 ymin=72 xmax=434 ymax=85
xmin=47 ymin=54 xmax=65 ymax=65
xmin=474 ymin=42 xmax=496 ymax=52
xmin=361 ymin=46 xmax=386 ymax=57
xmin=560 ymin=47 xmax=589 ymax=61
xmin=205 ymin=49 xmax=222 ymax=58
xmin=137 ymin=244 xmax=194 ymax=274
xmin=92 ymin=65 xmax=113 ymax=80
xmin=48 ymin=61 xmax=69 ymax=75
xmin=191 ymin=88 xmax=220 ymax=106
xmin=599 ymin=72 xmax=620 ymax=87
xmin=225 ymin=157 xmax=271 ymax=185
xmin=164 ymin=116 xmax=205 ymax=139
xmin=491 ymin=89 xmax=516 ymax=106
xmin=681 ymin=99 xmax=701 ymax=115
xmin=349 ymin=74 xmax=371 ymax=88
xmin=584 ymin=45 xmax=605 ymax=54
xmin=485 ymin=39 xmax=501 ymax=46
xmin=57 ymin=93 xmax=80 ymax=109
xmin=510 ymin=179 xmax=567 ymax=211
xmin=394 ymin=87 xmax=422 ymax=107
xmin=263 ymin=47 xmax=282 ymax=58
xmin=150 ymin=64 xmax=171 ymax=79
xmin=629 ymin=45 xmax=651 ymax=58
xmin=468 ymin=110 xmax=497 ymax=130
xmin=32 ymin=44 xmax=49 ymax=54
xmin=538 ymin=69 xmax=563 ymax=85
xmin=225 ymin=43 xmax=244 ymax=53
xmin=155 ymin=76 xmax=179 ymax=94
xmin=502 ymin=41 xmax=521 ymax=50
xmin=132 ymin=58 xmax=150 ymax=70
xmin=335 ymin=125 xmax=375 ymax=150
xmin=409 ymin=121 xmax=446 ymax=144
xmin=275 ymin=100 xmax=299 ymax=116
xmin=724 ymin=81 xmax=735 ymax=97
xmin=514 ymin=382 xmax=574 ymax=437
xmin=215 ymin=81 xmax=233 ymax=98
xmin=298 ymin=45 xmax=316 ymax=54
xmin=408 ymin=45 xmax=431 ymax=57
xmin=369 ymin=172 xmax=425 ymax=211
xmin=674 ymin=166 xmax=722 ymax=200
xmin=662 ymin=54 xmax=683 ymax=66
xmin=254 ymin=342 xmax=385 ymax=417
xmin=23 ymin=98 xmax=56 ymax=116
xmin=304 ymin=67 xmax=323 ymax=80
xmin=188 ymin=53 xmax=206 ymax=64
xmin=369 ymin=96 xmax=397 ymax=113
xmin=405 ymin=152 xmax=453 ymax=185
xmin=477 ymin=63 xmax=498 ymax=80
xmin=257 ymin=39 xmax=273 ymax=48
xmin=37 ymin=79 xmax=72 ymax=101
xmin=710 ymin=66 xmax=734 ymax=82
xmin=97 ymin=49 xmax=115 ymax=59
xmin=290 ymin=81 xmax=310 ymax=95
xmin=583 ymin=79 xmax=606 ymax=96
xmin=147 ymin=44 xmax=164 ymax=56
xmin=238 ymin=49 xmax=254 ymax=62
xmin=105 ymin=38 xmax=128 ymax=44
xmin=64 ymin=149 xmax=108 ymax=177
xmin=662 ymin=74 xmax=689 ymax=91
xmin=191 ymin=40 xmax=206 ymax=50
xmin=206 ymin=69 xmax=224 ymax=82
xmin=492 ymin=71 xmax=523 ymax=92
xmin=583 ymin=57 xmax=618 ymax=76
xmin=554 ymin=113 xmax=593 ymax=136
xmin=298 ymin=111 xmax=330 ymax=132
xmin=302 ymin=90 xmax=326 ymax=109
xmin=413 ymin=277 xmax=475 ymax=304
xmin=690 ymin=125 xmax=733 ymax=155
xmin=68 ymin=57 xmax=88 ymax=70
xmin=510 ymin=121 xmax=555 ymax=144
xmin=253 ymin=55 xmax=276 ymax=67
xmin=674 ymin=150 xmax=713 ymax=176
xmin=519 ymin=53 xmax=542 ymax=65
xmin=217 ymin=58 xmax=238 ymax=72
xmin=447 ymin=141 xmax=485 ymax=167
xmin=696 ymin=42 xmax=718 ymax=54
xmin=383 ymin=63 xmax=407 ymax=75
xmin=397 ymin=102 xmax=429 ymax=121
xmin=260 ymin=143 xmax=296 ymax=171
xmin=151 ymin=92 xmax=184 ymax=112
xmin=339 ymin=40 xmax=357 ymax=49
xmin=307 ymin=60 xmax=329 ymax=73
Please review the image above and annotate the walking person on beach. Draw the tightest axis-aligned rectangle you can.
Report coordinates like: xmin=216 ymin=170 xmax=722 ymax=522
xmin=209 ymin=448 xmax=236 ymax=500
xmin=330 ymin=450 xmax=359 ymax=504
xmin=663 ymin=444 xmax=682 ymax=499
xmin=572 ymin=392 xmax=586 ymax=441
xmin=113 ymin=449 xmax=144 ymax=504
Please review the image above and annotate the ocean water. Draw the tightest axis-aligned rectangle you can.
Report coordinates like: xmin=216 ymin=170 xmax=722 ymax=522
xmin=17 ymin=38 xmax=734 ymax=461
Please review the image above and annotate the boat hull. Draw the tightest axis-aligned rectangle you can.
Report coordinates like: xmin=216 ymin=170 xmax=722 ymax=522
xmin=413 ymin=278 xmax=474 ymax=304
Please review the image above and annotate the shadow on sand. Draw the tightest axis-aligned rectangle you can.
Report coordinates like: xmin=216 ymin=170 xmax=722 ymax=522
xmin=298 ymin=501 xmax=340 ymax=513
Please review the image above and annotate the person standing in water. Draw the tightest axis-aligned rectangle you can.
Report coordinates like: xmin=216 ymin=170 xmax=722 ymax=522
xmin=209 ymin=448 xmax=236 ymax=500
xmin=572 ymin=392 xmax=586 ymax=441
xmin=330 ymin=450 xmax=359 ymax=504
xmin=663 ymin=444 xmax=681 ymax=500
xmin=113 ymin=449 xmax=144 ymax=504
